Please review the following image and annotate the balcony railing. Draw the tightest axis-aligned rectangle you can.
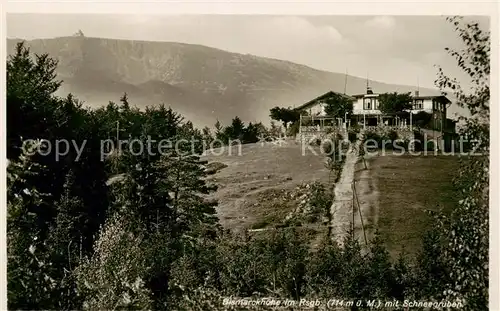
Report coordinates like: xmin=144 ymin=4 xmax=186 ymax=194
xmin=299 ymin=125 xmax=337 ymax=133
xmin=363 ymin=125 xmax=412 ymax=132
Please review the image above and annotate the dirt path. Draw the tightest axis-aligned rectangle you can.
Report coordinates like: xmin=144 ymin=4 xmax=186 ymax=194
xmin=330 ymin=136 xmax=363 ymax=245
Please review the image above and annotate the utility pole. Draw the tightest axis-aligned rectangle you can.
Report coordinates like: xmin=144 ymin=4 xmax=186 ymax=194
xmin=441 ymin=102 xmax=444 ymax=151
xmin=116 ymin=121 xmax=120 ymax=143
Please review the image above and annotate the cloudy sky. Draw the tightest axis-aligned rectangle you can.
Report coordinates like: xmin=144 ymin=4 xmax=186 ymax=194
xmin=7 ymin=14 xmax=490 ymax=89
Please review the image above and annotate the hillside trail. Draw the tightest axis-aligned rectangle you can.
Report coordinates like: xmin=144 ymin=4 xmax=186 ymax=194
xmin=328 ymin=131 xmax=380 ymax=249
xmin=329 ymin=134 xmax=364 ymax=246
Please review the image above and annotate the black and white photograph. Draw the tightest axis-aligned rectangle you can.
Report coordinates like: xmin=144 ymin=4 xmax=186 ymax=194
xmin=3 ymin=3 xmax=495 ymax=310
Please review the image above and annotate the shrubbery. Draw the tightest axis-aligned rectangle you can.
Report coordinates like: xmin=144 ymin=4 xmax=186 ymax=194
xmin=347 ymin=129 xmax=358 ymax=143
xmin=362 ymin=128 xmax=413 ymax=151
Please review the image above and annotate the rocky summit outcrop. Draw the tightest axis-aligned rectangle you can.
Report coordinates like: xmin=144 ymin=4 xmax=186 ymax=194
xmin=7 ymin=36 xmax=442 ymax=127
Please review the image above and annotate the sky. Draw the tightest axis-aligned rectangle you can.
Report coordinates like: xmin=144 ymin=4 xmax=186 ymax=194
xmin=6 ymin=14 xmax=490 ymax=89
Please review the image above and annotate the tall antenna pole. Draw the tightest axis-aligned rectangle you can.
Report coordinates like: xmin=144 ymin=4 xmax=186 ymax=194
xmin=343 ymin=68 xmax=348 ymax=94
xmin=366 ymin=71 xmax=370 ymax=92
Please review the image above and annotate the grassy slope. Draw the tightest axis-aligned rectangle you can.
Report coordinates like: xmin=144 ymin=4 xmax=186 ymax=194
xmin=202 ymin=141 xmax=331 ymax=232
xmin=365 ymin=154 xmax=461 ymax=258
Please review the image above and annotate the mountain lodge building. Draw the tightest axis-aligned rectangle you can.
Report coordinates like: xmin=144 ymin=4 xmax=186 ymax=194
xmin=295 ymin=87 xmax=453 ymax=133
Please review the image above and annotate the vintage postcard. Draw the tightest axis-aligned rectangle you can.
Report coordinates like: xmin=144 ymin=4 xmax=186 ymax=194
xmin=2 ymin=2 xmax=497 ymax=310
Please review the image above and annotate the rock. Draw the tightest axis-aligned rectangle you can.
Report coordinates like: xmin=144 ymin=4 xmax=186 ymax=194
xmin=205 ymin=162 xmax=228 ymax=174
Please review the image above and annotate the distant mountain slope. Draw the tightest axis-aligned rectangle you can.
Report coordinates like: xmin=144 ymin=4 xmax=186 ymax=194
xmin=7 ymin=36 xmax=464 ymax=127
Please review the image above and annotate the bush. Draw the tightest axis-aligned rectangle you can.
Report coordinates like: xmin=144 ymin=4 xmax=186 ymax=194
xmin=75 ymin=215 xmax=152 ymax=310
xmin=321 ymin=140 xmax=334 ymax=155
xmin=215 ymin=229 xmax=308 ymax=299
xmin=288 ymin=121 xmax=300 ymax=136
xmin=364 ymin=130 xmax=381 ymax=143
xmin=412 ymin=130 xmax=424 ymax=151
xmin=426 ymin=141 xmax=435 ymax=151
xmin=306 ymin=182 xmax=333 ymax=222
xmin=388 ymin=130 xmax=399 ymax=143
xmin=348 ymin=130 xmax=358 ymax=143
xmin=364 ymin=130 xmax=382 ymax=151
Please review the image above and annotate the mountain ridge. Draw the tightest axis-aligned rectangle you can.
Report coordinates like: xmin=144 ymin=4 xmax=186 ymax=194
xmin=8 ymin=36 xmax=463 ymax=127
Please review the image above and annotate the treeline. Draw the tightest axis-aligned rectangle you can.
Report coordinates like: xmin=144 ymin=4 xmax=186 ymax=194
xmin=207 ymin=117 xmax=283 ymax=146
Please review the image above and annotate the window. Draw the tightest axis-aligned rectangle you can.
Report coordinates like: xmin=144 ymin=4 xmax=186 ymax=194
xmin=413 ymin=99 xmax=424 ymax=110
xmin=363 ymin=98 xmax=372 ymax=110
xmin=432 ymin=100 xmax=442 ymax=111
xmin=374 ymin=99 xmax=379 ymax=110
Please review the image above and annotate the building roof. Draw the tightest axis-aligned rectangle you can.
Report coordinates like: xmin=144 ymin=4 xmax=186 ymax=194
xmin=294 ymin=91 xmax=355 ymax=111
xmin=351 ymin=93 xmax=450 ymax=102
xmin=413 ymin=95 xmax=451 ymax=102
xmin=351 ymin=93 xmax=376 ymax=98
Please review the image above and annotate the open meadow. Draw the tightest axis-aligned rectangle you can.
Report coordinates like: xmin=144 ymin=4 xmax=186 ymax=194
xmin=202 ymin=141 xmax=333 ymax=231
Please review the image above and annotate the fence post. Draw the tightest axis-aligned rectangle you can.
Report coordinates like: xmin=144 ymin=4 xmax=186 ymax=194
xmin=352 ymin=182 xmax=355 ymax=235
xmin=299 ymin=114 xmax=302 ymax=135
xmin=353 ymin=180 xmax=368 ymax=246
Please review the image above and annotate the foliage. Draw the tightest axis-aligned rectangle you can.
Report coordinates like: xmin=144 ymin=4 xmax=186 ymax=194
xmin=216 ymin=229 xmax=308 ymax=299
xmin=225 ymin=116 xmax=245 ymax=141
xmin=215 ymin=117 xmax=269 ymax=144
xmin=214 ymin=119 xmax=224 ymax=140
xmin=268 ymin=120 xmax=284 ymax=137
xmin=7 ymin=43 xmax=110 ymax=310
xmin=287 ymin=120 xmax=300 ymax=136
xmin=6 ymin=42 xmax=218 ymax=310
xmin=378 ymin=92 xmax=413 ymax=115
xmin=7 ymin=140 xmax=57 ymax=309
xmin=305 ymin=183 xmax=333 ymax=223
xmin=75 ymin=214 xmax=152 ymax=310
xmin=269 ymin=106 xmax=300 ymax=129
xmin=436 ymin=17 xmax=490 ymax=120
xmin=415 ymin=228 xmax=450 ymax=300
xmin=347 ymin=129 xmax=358 ymax=143
xmin=323 ymin=93 xmax=354 ymax=119
xmin=413 ymin=111 xmax=433 ymax=128
xmin=431 ymin=16 xmax=490 ymax=310
xmin=363 ymin=128 xmax=410 ymax=151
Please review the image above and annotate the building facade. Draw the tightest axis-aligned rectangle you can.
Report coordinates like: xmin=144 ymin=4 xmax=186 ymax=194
xmin=295 ymin=88 xmax=452 ymax=133
xmin=351 ymin=87 xmax=450 ymax=131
